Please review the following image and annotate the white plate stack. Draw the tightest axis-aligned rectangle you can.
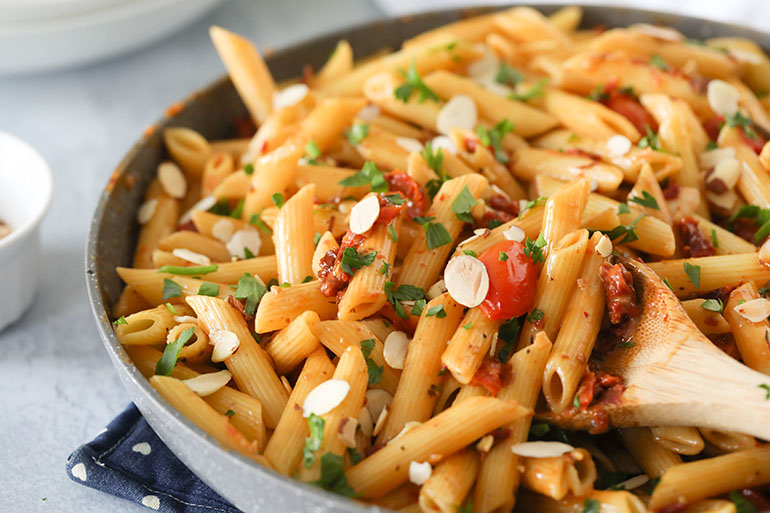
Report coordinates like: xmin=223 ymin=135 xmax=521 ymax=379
xmin=0 ymin=0 xmax=225 ymax=75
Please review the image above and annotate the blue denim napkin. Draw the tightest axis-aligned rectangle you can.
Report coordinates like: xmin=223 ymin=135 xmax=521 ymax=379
xmin=66 ymin=404 xmax=242 ymax=513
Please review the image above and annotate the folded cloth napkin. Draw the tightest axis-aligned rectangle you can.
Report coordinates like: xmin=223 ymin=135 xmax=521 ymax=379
xmin=66 ymin=404 xmax=242 ymax=513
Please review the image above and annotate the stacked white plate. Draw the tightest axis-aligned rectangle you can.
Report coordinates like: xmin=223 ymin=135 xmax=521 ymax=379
xmin=0 ymin=0 xmax=225 ymax=74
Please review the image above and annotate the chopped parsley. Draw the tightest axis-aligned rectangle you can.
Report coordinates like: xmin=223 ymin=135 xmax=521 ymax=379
xmin=617 ymin=341 xmax=636 ymax=349
xmin=155 ymin=327 xmax=194 ymax=375
xmin=346 ymin=123 xmax=369 ymax=146
xmin=272 ymin=192 xmax=285 ymax=208
xmin=338 ymin=161 xmax=387 ymax=193
xmin=384 ymin=281 xmax=426 ymax=319
xmin=313 ymin=232 xmax=322 ymax=245
xmin=360 ymin=339 xmax=383 ymax=385
xmin=305 ymin=140 xmax=322 ymax=164
xmin=760 ymin=383 xmax=770 ymax=400
xmin=706 ymin=140 xmax=719 ymax=150
xmin=701 ymin=298 xmax=724 ymax=312
xmin=380 ymin=262 xmax=391 ymax=275
xmin=496 ymin=317 xmax=521 ymax=362
xmin=312 ymin=452 xmax=357 ymax=497
xmin=683 ymin=262 xmax=701 ymax=288
xmin=523 ymin=233 xmax=547 ymax=264
xmin=198 ymin=281 xmax=219 ymax=297
xmin=388 ymin=224 xmax=398 ymax=243
xmin=617 ymin=203 xmax=631 ymax=215
xmin=302 ymin=275 xmax=314 ymax=283
xmin=303 ymin=414 xmax=325 ymax=468
xmin=451 ymin=185 xmax=477 ymax=223
xmin=410 ymin=298 xmax=427 ymax=316
xmin=162 ymin=278 xmax=182 ymax=301
xmin=426 ymin=305 xmax=447 ymax=318
xmin=340 ymin=247 xmax=377 ymax=276
xmin=394 ymin=60 xmax=439 ymax=103
xmin=463 ymin=249 xmax=477 ymax=257
xmin=384 ymin=193 xmax=406 ymax=205
xmin=495 ymin=62 xmax=524 ymax=87
xmin=224 ymin=409 xmax=235 ymax=416
xmin=230 ymin=199 xmax=244 ymax=219
xmin=476 ymin=119 xmax=514 ymax=163
xmin=234 ymin=273 xmax=267 ymax=316
xmin=527 ymin=308 xmax=544 ymax=323
xmin=730 ymin=491 xmax=757 ymax=513
xmin=588 ymin=84 xmax=609 ymax=101
xmin=165 ymin=303 xmax=177 ymax=314
xmin=519 ymin=196 xmax=547 ymax=219
xmin=629 ymin=191 xmax=660 ymax=210
xmin=243 ymin=163 xmax=254 ymax=175
xmin=498 ymin=251 xmax=509 ymax=261
xmin=649 ymin=54 xmax=669 ymax=71
xmin=725 ymin=112 xmax=757 ymax=140
xmin=249 ymin=210 xmax=272 ymax=234
xmin=638 ymin=126 xmax=663 ymax=152
xmin=413 ymin=216 xmax=452 ymax=250
xmin=463 ymin=321 xmax=472 ymax=330
xmin=509 ymin=78 xmax=548 ymax=102
xmin=347 ymin=448 xmax=363 ymax=464
xmin=457 ymin=498 xmax=475 ymax=513
xmin=113 ymin=316 xmax=127 ymax=326
xmin=603 ymin=214 xmax=644 ymax=244
xmin=712 ymin=228 xmax=719 ymax=247
xmin=529 ymin=422 xmax=550 ymax=438
xmin=158 ymin=264 xmax=218 ymax=275
xmin=423 ymin=142 xmax=446 ymax=199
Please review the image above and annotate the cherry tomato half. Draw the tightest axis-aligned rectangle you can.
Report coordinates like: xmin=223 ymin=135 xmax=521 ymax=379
xmin=478 ymin=240 xmax=538 ymax=320
xmin=603 ymin=95 xmax=658 ymax=135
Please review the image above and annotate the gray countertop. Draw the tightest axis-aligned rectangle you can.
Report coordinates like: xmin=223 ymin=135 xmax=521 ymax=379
xmin=0 ymin=1 xmax=382 ymax=511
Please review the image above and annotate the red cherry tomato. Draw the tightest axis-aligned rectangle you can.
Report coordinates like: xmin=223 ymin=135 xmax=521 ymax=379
xmin=478 ymin=240 xmax=538 ymax=320
xmin=603 ymin=95 xmax=658 ymax=135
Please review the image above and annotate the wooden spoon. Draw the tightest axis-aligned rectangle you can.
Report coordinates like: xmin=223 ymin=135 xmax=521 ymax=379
xmin=545 ymin=256 xmax=770 ymax=440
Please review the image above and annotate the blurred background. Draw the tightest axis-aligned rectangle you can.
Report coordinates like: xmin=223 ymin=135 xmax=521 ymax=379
xmin=0 ymin=0 xmax=761 ymax=512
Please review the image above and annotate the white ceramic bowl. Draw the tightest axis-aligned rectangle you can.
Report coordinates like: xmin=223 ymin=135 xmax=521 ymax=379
xmin=0 ymin=0 xmax=224 ymax=75
xmin=0 ymin=132 xmax=53 ymax=332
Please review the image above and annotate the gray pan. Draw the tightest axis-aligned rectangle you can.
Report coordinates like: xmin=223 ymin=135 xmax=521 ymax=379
xmin=86 ymin=5 xmax=770 ymax=512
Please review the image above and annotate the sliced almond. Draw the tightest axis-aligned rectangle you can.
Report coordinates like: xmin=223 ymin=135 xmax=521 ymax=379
xmin=611 ymin=474 xmax=650 ymax=491
xmin=303 ymin=379 xmax=351 ymax=417
xmin=431 ymin=135 xmax=457 ymax=155
xmin=337 ymin=416 xmax=358 ymax=449
xmin=390 ymin=421 xmax=421 ymax=444
xmin=458 ymin=228 xmax=489 ymax=247
xmin=358 ymin=406 xmax=374 ymax=438
xmin=227 ymin=229 xmax=261 ymax=259
xmin=706 ymin=189 xmax=738 ymax=212
xmin=179 ymin=195 xmax=217 ymax=225
xmin=728 ymin=48 xmax=764 ymax=65
xmin=383 ymin=331 xmax=409 ymax=370
xmin=427 ymin=279 xmax=447 ymax=300
xmin=436 ymin=95 xmax=478 ymax=135
xmin=511 ymin=441 xmax=575 ymax=458
xmin=137 ymin=199 xmax=158 ymax=225
xmin=173 ymin=315 xmax=197 ymax=324
xmin=707 ymin=79 xmax=740 ymax=117
xmin=158 ymin=161 xmax=187 ymax=199
xmin=409 ymin=461 xmax=432 ymax=485
xmin=700 ymin=147 xmax=735 ymax=169
xmin=209 ymin=329 xmax=240 ymax=362
xmin=467 ymin=50 xmax=499 ymax=84
xmin=212 ymin=219 xmax=234 ymax=243
xmin=488 ymin=332 xmax=499 ymax=357
xmin=281 ymin=375 xmax=292 ymax=394
xmin=760 ymin=238 xmax=770 ymax=268
xmin=172 ymin=248 xmax=211 ymax=266
xmin=183 ymin=370 xmax=232 ymax=397
xmin=350 ymin=195 xmax=380 ymax=234
xmin=357 ymin=104 xmax=381 ymax=121
xmin=734 ymin=298 xmax=770 ymax=323
xmin=503 ymin=225 xmax=525 ymax=243
xmin=476 ymin=434 xmax=494 ymax=453
xmin=395 ymin=137 xmax=424 ymax=153
xmin=595 ymin=234 xmax=613 ymax=257
xmin=365 ymin=389 xmax=393 ymax=421
xmin=444 ymin=255 xmax=490 ymax=308
xmin=273 ymin=83 xmax=309 ymax=110
xmin=606 ymin=134 xmax=632 ymax=157
xmin=632 ymin=23 xmax=684 ymax=41
xmin=667 ymin=186 xmax=701 ymax=219
xmin=709 ymin=156 xmax=741 ymax=190
xmin=372 ymin=405 xmax=389 ymax=437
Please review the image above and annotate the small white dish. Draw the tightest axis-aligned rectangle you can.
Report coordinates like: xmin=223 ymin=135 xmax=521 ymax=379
xmin=0 ymin=132 xmax=53 ymax=332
